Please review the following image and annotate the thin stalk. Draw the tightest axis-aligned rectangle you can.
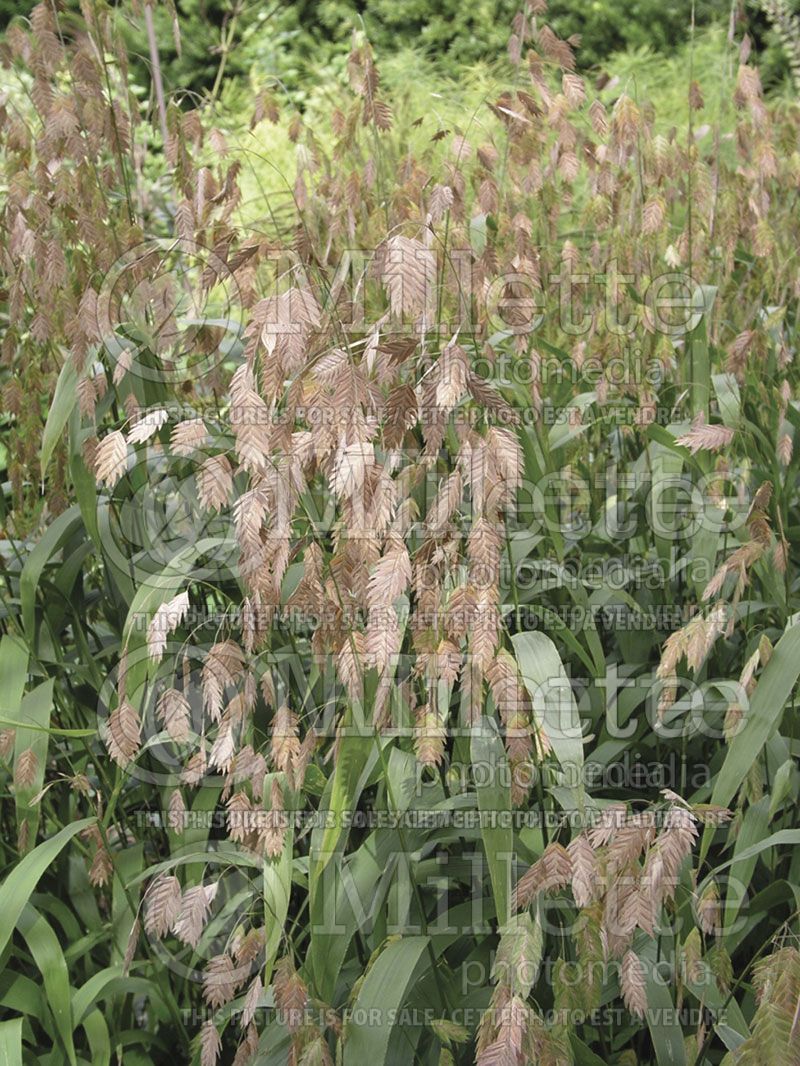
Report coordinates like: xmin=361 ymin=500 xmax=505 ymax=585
xmin=144 ymin=0 xmax=169 ymax=145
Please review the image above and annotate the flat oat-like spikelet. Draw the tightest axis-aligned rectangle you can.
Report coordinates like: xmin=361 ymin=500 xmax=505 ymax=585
xmin=233 ymin=485 xmax=269 ymax=558
xmin=588 ymin=802 xmax=627 ymax=848
xmin=493 ymin=913 xmax=543 ymax=998
xmin=128 ymin=407 xmax=168 ymax=444
xmin=167 ymin=788 xmax=186 ymax=834
xmin=232 ymin=1023 xmax=260 ymax=1066
xmin=512 ymin=843 xmax=573 ymax=911
xmin=336 ymin=632 xmax=366 ymax=703
xmin=170 ymin=417 xmax=207 ymax=456
xmin=234 ymin=927 xmax=266 ymax=969
xmin=383 ymin=381 xmax=419 ymax=449
xmin=567 ymin=833 xmax=599 ymax=907
xmin=642 ymin=195 xmax=666 ymax=235
xmin=778 ymin=432 xmax=793 ymax=465
xmin=606 ymin=814 xmax=655 ymax=874
xmin=147 ymin=590 xmax=189 ymax=662
xmin=485 ymin=650 xmax=529 ymax=739
xmin=697 ymin=880 xmax=721 ymax=935
xmin=94 ymin=430 xmax=128 ymax=487
xmin=0 ymin=729 xmax=15 ymax=760
xmin=605 ymin=868 xmax=645 ymax=948
xmin=365 ymin=603 xmax=402 ymax=673
xmin=426 ymin=470 xmax=462 ymax=533
xmin=15 ymin=747 xmax=38 ymax=789
xmin=231 ymin=390 xmax=271 ymax=473
xmin=638 ymin=849 xmax=665 ymax=935
xmin=476 ymin=985 xmax=511 ymax=1058
xmin=428 ymin=182 xmax=453 ymax=224
xmin=230 ymin=744 xmax=267 ymax=800
xmin=173 ymin=883 xmax=217 ymax=949
xmin=291 ymin=729 xmax=317 ymax=792
xmin=241 ymin=974 xmax=263 ymax=1029
xmin=156 ymin=687 xmax=192 ymax=743
xmin=620 ymin=950 xmax=648 ymax=1019
xmin=88 ymin=842 xmax=113 ymax=887
xmin=562 ymin=71 xmax=586 ymax=107
xmin=487 ymin=427 xmax=523 ymax=500
xmin=105 ymin=700 xmax=141 ymax=766
xmin=367 ymin=538 xmax=411 ymax=610
xmin=265 ymin=286 xmax=320 ymax=350
xmin=414 ymin=702 xmax=445 ymax=767
xmin=257 ymin=778 xmax=287 ymax=858
xmin=226 ymin=789 xmax=253 ymax=842
xmin=381 ymin=235 xmax=436 ymax=320
xmin=182 ymin=747 xmax=207 ymax=787
xmin=203 ymin=953 xmax=240 ymax=1008
xmin=476 ymin=995 xmax=527 ymax=1066
xmin=273 ymin=956 xmax=308 ymax=1032
xmin=589 ymin=97 xmax=608 ymax=135
xmin=122 ymin=917 xmax=140 ymax=976
xmin=434 ymin=341 xmax=469 ymax=412
xmin=199 ymin=1019 xmax=221 ymax=1066
xmin=470 ymin=598 xmax=501 ymax=672
xmin=202 ymin=641 xmax=245 ymax=722
xmin=674 ymin=418 xmax=735 ymax=454
xmin=271 ymin=704 xmax=301 ymax=776
xmin=198 ymin=454 xmax=233 ymax=511
xmin=656 ymin=805 xmax=699 ymax=892
xmin=331 ymin=441 xmax=373 ymax=501
xmin=144 ymin=874 xmax=182 ymax=938
xmin=611 ymin=94 xmax=641 ymax=148
xmin=468 ymin=517 xmax=503 ymax=585
xmin=208 ymin=724 xmax=235 ymax=771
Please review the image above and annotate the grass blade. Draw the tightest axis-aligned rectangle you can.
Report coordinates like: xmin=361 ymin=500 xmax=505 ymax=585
xmin=0 ymin=819 xmax=95 ymax=959
xmin=342 ymin=936 xmax=431 ymax=1066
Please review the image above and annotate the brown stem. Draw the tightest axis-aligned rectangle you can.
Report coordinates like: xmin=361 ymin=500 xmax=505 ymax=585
xmin=144 ymin=0 xmax=169 ymax=144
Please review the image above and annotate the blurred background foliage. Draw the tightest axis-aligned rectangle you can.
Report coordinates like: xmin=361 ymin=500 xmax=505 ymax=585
xmin=0 ymin=0 xmax=797 ymax=102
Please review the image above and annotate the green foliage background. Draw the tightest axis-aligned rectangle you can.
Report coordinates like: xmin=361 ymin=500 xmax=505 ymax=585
xmin=1 ymin=0 xmax=794 ymax=98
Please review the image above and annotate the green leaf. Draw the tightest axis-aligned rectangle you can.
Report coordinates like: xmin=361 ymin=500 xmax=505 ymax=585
xmin=687 ymin=284 xmax=716 ymax=418
xmin=69 ymin=407 xmax=100 ymax=549
xmin=0 ymin=718 xmax=95 ymax=738
xmin=309 ymin=837 xmax=387 ymax=1005
xmin=643 ymin=958 xmax=687 ymax=1066
xmin=119 ymin=537 xmax=228 ymax=710
xmin=712 ymin=372 xmax=741 ymax=429
xmin=0 ymin=635 xmax=29 ymax=740
xmin=82 ymin=1010 xmax=111 ymax=1066
xmin=512 ymin=631 xmax=585 ymax=810
xmin=705 ymin=829 xmax=800 ymax=879
xmin=17 ymin=904 xmax=76 ymax=1065
xmin=722 ymin=797 xmax=769 ymax=930
xmin=0 ymin=819 xmax=96 ymax=959
xmin=494 ymin=909 xmax=543 ymax=998
xmin=129 ymin=844 xmax=262 ymax=886
xmin=570 ymin=1034 xmax=608 ymax=1066
xmin=73 ymin=968 xmax=154 ymax=1026
xmin=310 ymin=725 xmax=375 ymax=883
xmin=0 ymin=1017 xmax=23 ymax=1066
xmin=13 ymin=679 xmax=54 ymax=849
xmin=263 ymin=790 xmax=294 ymax=990
xmin=768 ymin=758 xmax=795 ymax=821
xmin=307 ymin=723 xmax=378 ymax=998
xmin=702 ymin=622 xmax=800 ymax=860
xmin=19 ymin=506 xmax=83 ymax=641
xmin=41 ymin=356 xmax=78 ymax=478
xmin=343 ymin=937 xmax=431 ymax=1066
xmin=112 ymin=845 xmax=143 ymax=963
xmin=471 ymin=717 xmax=512 ymax=928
